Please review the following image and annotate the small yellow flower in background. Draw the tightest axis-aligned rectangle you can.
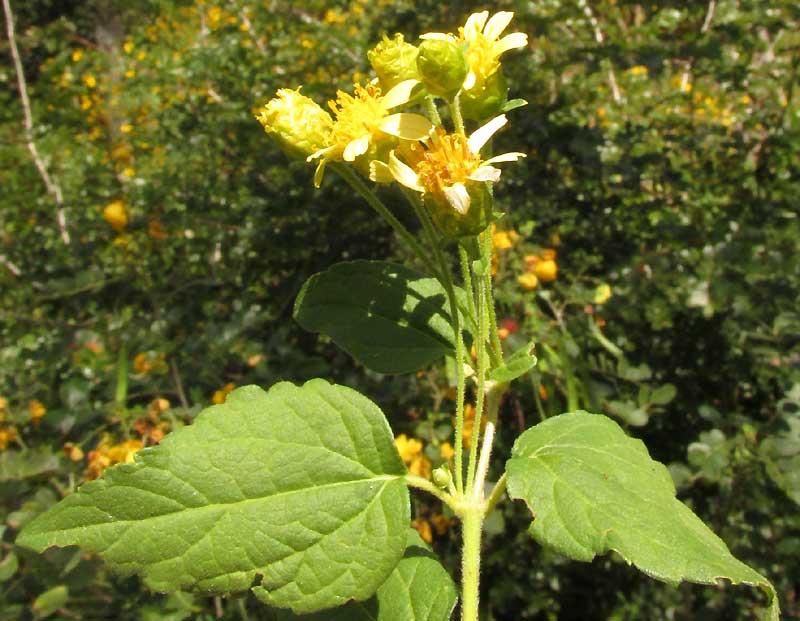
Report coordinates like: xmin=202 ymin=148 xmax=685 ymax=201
xmin=247 ymin=354 xmax=265 ymax=367
xmin=123 ymin=166 xmax=135 ymax=178
xmin=63 ymin=442 xmax=85 ymax=461
xmin=460 ymin=403 xmax=486 ymax=449
xmin=323 ymin=8 xmax=346 ymax=24
xmin=594 ymin=283 xmax=612 ymax=305
xmin=412 ymin=518 xmax=433 ymax=544
xmin=71 ymin=49 xmax=83 ymax=62
xmin=212 ymin=382 xmax=236 ymax=404
xmin=120 ymin=122 xmax=133 ymax=134
xmin=28 ymin=400 xmax=47 ymax=425
xmin=308 ymin=79 xmax=432 ymax=187
xmin=83 ymin=74 xmax=97 ymax=88
xmin=147 ymin=397 xmax=171 ymax=416
xmin=491 ymin=226 xmax=518 ymax=250
xmin=382 ymin=114 xmax=524 ymax=216
xmin=0 ymin=396 xmax=7 ymax=413
xmin=123 ymin=40 xmax=134 ymax=54
xmin=518 ymin=272 xmax=539 ymax=291
xmin=534 ymin=259 xmax=557 ymax=282
xmin=395 ymin=433 xmax=423 ymax=462
xmin=124 ymin=69 xmax=136 ymax=79
xmin=395 ymin=434 xmax=432 ymax=478
xmin=0 ymin=426 xmax=18 ymax=450
xmin=628 ymin=65 xmax=648 ymax=77
xmin=439 ymin=441 xmax=455 ymax=460
xmin=103 ymin=199 xmax=128 ymax=232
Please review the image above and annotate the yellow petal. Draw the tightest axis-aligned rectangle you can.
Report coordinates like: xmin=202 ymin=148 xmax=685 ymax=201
xmin=343 ymin=135 xmax=370 ymax=161
xmin=313 ymin=160 xmax=327 ymax=188
xmin=468 ymin=114 xmax=507 ymax=154
xmin=464 ymin=11 xmax=489 ymax=40
xmin=495 ymin=32 xmax=528 ymax=54
xmin=369 ymin=160 xmax=394 ymax=183
xmin=468 ymin=165 xmax=501 ymax=182
xmin=379 ymin=113 xmax=433 ymax=140
xmin=483 ymin=151 xmax=526 ymax=165
xmin=382 ymin=79 xmax=420 ymax=109
xmin=443 ymin=183 xmax=471 ymax=214
xmin=419 ymin=32 xmax=455 ymax=42
xmin=484 ymin=12 xmax=514 ymax=41
xmin=388 ymin=151 xmax=424 ymax=191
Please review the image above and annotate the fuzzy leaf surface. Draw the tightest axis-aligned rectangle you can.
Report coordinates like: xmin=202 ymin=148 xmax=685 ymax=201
xmin=17 ymin=381 xmax=409 ymax=614
xmin=282 ymin=530 xmax=457 ymax=620
xmin=294 ymin=261 xmax=467 ymax=374
xmin=506 ymin=411 xmax=779 ymax=620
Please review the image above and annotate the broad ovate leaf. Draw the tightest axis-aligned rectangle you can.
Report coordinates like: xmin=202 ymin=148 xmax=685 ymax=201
xmin=294 ymin=261 xmax=469 ymax=374
xmin=17 ymin=381 xmax=410 ymax=614
xmin=283 ymin=530 xmax=457 ymax=620
xmin=506 ymin=412 xmax=779 ymax=620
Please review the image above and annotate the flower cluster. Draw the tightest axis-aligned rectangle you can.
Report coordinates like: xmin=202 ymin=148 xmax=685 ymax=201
xmin=256 ymin=10 xmax=528 ymax=240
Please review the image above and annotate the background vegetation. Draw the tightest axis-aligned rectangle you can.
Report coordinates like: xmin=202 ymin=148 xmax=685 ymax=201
xmin=1 ymin=0 xmax=798 ymax=619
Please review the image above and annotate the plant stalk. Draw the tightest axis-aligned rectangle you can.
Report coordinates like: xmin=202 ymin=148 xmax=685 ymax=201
xmin=460 ymin=504 xmax=483 ymax=621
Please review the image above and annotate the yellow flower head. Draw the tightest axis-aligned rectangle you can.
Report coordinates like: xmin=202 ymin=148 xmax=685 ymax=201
xmin=395 ymin=433 xmax=423 ymax=464
xmin=383 ymin=114 xmax=525 ymax=216
xmin=256 ymin=88 xmax=333 ymax=160
xmin=28 ymin=400 xmax=47 ymax=424
xmin=422 ymin=11 xmax=527 ymax=92
xmin=103 ymin=200 xmax=128 ymax=232
xmin=0 ymin=426 xmax=18 ymax=451
xmin=212 ymin=382 xmax=236 ymax=405
xmin=308 ymin=79 xmax=432 ymax=187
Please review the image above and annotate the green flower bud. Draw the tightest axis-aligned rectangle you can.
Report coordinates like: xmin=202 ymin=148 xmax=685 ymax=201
xmin=427 ymin=182 xmax=493 ymax=240
xmin=416 ymin=39 xmax=468 ymax=98
xmin=368 ymin=33 xmax=420 ymax=90
xmin=256 ymin=88 xmax=333 ymax=159
xmin=432 ymin=465 xmax=452 ymax=489
xmin=461 ymin=70 xmax=508 ymax=121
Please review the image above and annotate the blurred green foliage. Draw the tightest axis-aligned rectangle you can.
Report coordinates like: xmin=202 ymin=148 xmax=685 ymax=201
xmin=1 ymin=0 xmax=798 ymax=619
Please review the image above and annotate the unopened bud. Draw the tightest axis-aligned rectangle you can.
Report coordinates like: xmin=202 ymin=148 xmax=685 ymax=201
xmin=256 ymin=88 xmax=333 ymax=159
xmin=461 ymin=70 xmax=508 ymax=121
xmin=432 ymin=465 xmax=452 ymax=489
xmin=368 ymin=34 xmax=420 ymax=90
xmin=416 ymin=39 xmax=467 ymax=98
xmin=427 ymin=182 xmax=493 ymax=239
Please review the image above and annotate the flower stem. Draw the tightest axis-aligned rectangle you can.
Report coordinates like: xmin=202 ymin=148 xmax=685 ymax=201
xmin=451 ymin=92 xmax=466 ymax=136
xmin=332 ymin=164 xmax=441 ymax=280
xmin=405 ymin=473 xmax=454 ymax=507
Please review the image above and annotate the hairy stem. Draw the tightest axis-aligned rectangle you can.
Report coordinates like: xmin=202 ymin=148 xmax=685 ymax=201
xmin=460 ymin=504 xmax=483 ymax=621
xmin=405 ymin=474 xmax=454 ymax=507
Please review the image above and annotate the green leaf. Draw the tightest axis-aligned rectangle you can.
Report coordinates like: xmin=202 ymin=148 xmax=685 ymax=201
xmin=489 ymin=341 xmax=537 ymax=383
xmin=17 ymin=381 xmax=410 ymax=614
xmin=506 ymin=412 xmax=779 ymax=620
xmin=650 ymin=383 xmax=677 ymax=406
xmin=0 ymin=551 xmax=19 ymax=582
xmin=294 ymin=261 xmax=467 ymax=374
xmin=283 ymin=530 xmax=457 ymax=621
xmin=33 ymin=585 xmax=68 ymax=618
xmin=760 ymin=410 xmax=800 ymax=506
xmin=0 ymin=448 xmax=61 ymax=482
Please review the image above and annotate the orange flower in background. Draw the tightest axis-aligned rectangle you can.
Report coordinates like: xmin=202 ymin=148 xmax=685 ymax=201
xmin=0 ymin=426 xmax=18 ymax=451
xmin=28 ymin=400 xmax=47 ymax=426
xmin=439 ymin=441 xmax=455 ymax=461
xmin=460 ymin=403 xmax=486 ymax=449
xmin=534 ymin=259 xmax=557 ymax=282
xmin=412 ymin=518 xmax=433 ymax=544
xmin=431 ymin=513 xmax=455 ymax=536
xmin=212 ymin=382 xmax=236 ymax=404
xmin=517 ymin=272 xmax=539 ymax=291
xmin=85 ymin=434 xmax=143 ymax=479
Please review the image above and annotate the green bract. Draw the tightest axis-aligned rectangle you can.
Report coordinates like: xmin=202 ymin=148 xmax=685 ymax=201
xmin=416 ymin=39 xmax=468 ymax=99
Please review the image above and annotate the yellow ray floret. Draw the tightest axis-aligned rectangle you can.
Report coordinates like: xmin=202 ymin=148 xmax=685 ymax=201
xmin=307 ymin=79 xmax=433 ymax=187
xmin=380 ymin=114 xmax=525 ymax=215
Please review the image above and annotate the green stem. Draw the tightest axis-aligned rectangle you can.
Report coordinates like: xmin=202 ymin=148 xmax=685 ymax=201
xmin=451 ymin=92 xmax=466 ymax=136
xmin=472 ymin=383 xmax=505 ymax=500
xmin=458 ymin=245 xmax=478 ymax=322
xmin=403 ymin=189 xmax=468 ymax=494
xmin=460 ymin=504 xmax=483 ymax=621
xmin=424 ymin=96 xmax=442 ymax=126
xmin=405 ymin=473 xmax=454 ymax=507
xmin=332 ymin=164 xmax=441 ymax=280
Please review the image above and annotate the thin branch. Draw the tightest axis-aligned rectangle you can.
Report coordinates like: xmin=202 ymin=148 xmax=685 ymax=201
xmin=0 ymin=255 xmax=21 ymax=277
xmin=170 ymin=360 xmax=190 ymax=410
xmin=3 ymin=0 xmax=70 ymax=245
xmin=681 ymin=0 xmax=717 ymax=90
xmin=579 ymin=0 xmax=620 ymax=103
